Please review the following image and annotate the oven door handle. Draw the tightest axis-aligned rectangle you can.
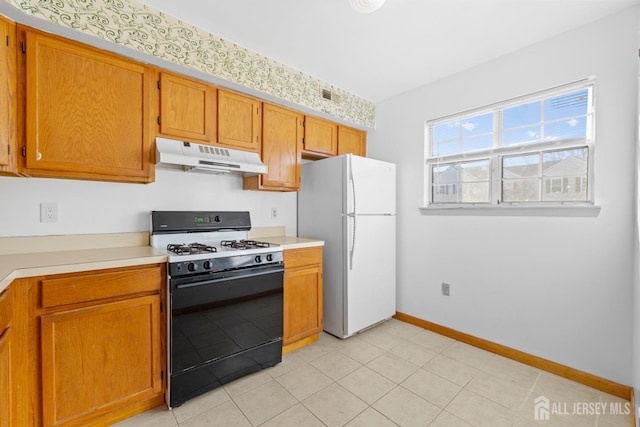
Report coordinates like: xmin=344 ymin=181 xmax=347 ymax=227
xmin=173 ymin=266 xmax=284 ymax=290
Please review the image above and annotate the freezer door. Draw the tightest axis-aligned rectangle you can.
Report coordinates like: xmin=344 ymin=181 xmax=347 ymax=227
xmin=344 ymin=214 xmax=396 ymax=337
xmin=346 ymin=155 xmax=396 ymax=215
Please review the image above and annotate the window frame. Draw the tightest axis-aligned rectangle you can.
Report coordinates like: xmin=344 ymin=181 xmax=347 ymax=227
xmin=424 ymin=78 xmax=595 ymax=210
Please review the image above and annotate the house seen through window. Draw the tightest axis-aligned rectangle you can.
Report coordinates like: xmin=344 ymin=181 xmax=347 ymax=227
xmin=425 ymin=79 xmax=594 ymax=207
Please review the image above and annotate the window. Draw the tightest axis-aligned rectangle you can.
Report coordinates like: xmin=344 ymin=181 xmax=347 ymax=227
xmin=425 ymin=79 xmax=594 ymax=208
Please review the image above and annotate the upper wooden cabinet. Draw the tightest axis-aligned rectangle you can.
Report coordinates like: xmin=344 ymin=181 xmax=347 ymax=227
xmin=338 ymin=126 xmax=366 ymax=157
xmin=158 ymin=72 xmax=216 ymax=143
xmin=217 ymin=89 xmax=261 ymax=153
xmin=244 ymin=103 xmax=302 ymax=191
xmin=303 ymin=116 xmax=337 ymax=157
xmin=0 ymin=16 xmax=17 ymax=175
xmin=18 ymin=27 xmax=155 ymax=183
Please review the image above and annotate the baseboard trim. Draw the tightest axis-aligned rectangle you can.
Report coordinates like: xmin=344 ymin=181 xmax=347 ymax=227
xmin=394 ymin=312 xmax=632 ymax=401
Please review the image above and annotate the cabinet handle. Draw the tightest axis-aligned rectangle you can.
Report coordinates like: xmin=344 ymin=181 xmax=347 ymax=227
xmin=36 ymin=151 xmax=42 ymax=161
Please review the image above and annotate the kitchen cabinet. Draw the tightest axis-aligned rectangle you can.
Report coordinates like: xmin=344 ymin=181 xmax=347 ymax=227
xmin=303 ymin=116 xmax=337 ymax=157
xmin=11 ymin=264 xmax=165 ymax=427
xmin=0 ymin=15 xmax=17 ymax=176
xmin=0 ymin=287 xmax=12 ymax=427
xmin=158 ymin=71 xmax=216 ymax=143
xmin=18 ymin=27 xmax=155 ymax=183
xmin=338 ymin=126 xmax=367 ymax=157
xmin=243 ymin=103 xmax=302 ymax=191
xmin=283 ymin=246 xmax=323 ymax=350
xmin=217 ymin=89 xmax=261 ymax=153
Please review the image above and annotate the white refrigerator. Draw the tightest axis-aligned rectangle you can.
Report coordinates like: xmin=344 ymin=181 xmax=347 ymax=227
xmin=298 ymin=154 xmax=396 ymax=338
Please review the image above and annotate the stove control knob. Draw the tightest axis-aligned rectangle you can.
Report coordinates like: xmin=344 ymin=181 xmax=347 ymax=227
xmin=254 ymin=255 xmax=262 ymax=263
xmin=187 ymin=262 xmax=197 ymax=272
xmin=266 ymin=254 xmax=273 ymax=262
xmin=203 ymin=260 xmax=212 ymax=270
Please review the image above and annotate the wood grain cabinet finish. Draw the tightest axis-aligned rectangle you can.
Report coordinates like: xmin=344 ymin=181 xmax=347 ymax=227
xmin=10 ymin=264 xmax=165 ymax=427
xmin=244 ymin=103 xmax=302 ymax=191
xmin=283 ymin=247 xmax=323 ymax=346
xmin=338 ymin=126 xmax=367 ymax=157
xmin=303 ymin=116 xmax=337 ymax=157
xmin=158 ymin=72 xmax=216 ymax=143
xmin=217 ymin=89 xmax=261 ymax=153
xmin=19 ymin=27 xmax=155 ymax=183
xmin=0 ymin=288 xmax=12 ymax=427
xmin=0 ymin=16 xmax=17 ymax=175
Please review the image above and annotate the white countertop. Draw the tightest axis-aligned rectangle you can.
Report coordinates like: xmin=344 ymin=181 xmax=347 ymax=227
xmin=0 ymin=246 xmax=167 ymax=292
xmin=0 ymin=231 xmax=323 ymax=293
xmin=260 ymin=236 xmax=324 ymax=250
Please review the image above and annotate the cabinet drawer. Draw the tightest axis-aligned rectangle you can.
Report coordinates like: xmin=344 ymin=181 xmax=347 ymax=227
xmin=41 ymin=265 xmax=164 ymax=309
xmin=284 ymin=246 xmax=323 ymax=269
xmin=0 ymin=287 xmax=11 ymax=330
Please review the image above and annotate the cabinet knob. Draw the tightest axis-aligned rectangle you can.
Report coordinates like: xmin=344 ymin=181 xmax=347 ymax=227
xmin=36 ymin=151 xmax=42 ymax=160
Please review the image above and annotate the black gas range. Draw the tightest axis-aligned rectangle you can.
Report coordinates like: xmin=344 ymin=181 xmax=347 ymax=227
xmin=150 ymin=211 xmax=284 ymax=407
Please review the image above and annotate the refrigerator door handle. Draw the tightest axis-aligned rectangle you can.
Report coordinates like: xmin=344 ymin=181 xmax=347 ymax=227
xmin=348 ymin=214 xmax=356 ymax=270
xmin=348 ymin=155 xmax=357 ymax=215
xmin=348 ymin=155 xmax=357 ymax=270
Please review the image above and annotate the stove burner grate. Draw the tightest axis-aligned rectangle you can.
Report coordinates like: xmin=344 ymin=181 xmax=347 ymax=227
xmin=220 ymin=239 xmax=271 ymax=250
xmin=167 ymin=243 xmax=217 ymax=255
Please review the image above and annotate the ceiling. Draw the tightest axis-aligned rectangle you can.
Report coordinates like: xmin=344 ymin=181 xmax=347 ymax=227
xmin=136 ymin=0 xmax=639 ymax=103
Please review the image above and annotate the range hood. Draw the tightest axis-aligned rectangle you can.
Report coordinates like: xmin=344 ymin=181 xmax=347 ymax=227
xmin=155 ymin=137 xmax=267 ymax=175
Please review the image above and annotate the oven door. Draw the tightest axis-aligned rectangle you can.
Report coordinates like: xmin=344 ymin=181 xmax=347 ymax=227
xmin=169 ymin=263 xmax=283 ymax=407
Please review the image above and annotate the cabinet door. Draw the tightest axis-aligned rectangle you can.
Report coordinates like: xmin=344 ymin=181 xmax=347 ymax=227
xmin=284 ymin=265 xmax=323 ymax=345
xmin=21 ymin=29 xmax=153 ymax=183
xmin=244 ymin=103 xmax=302 ymax=191
xmin=40 ymin=295 xmax=162 ymax=427
xmin=159 ymin=72 xmax=216 ymax=142
xmin=338 ymin=126 xmax=367 ymax=157
xmin=303 ymin=116 xmax=337 ymax=156
xmin=0 ymin=16 xmax=17 ymax=173
xmin=0 ymin=288 xmax=12 ymax=427
xmin=217 ymin=89 xmax=261 ymax=152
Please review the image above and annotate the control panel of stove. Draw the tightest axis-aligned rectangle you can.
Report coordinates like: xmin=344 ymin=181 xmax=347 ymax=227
xmin=169 ymin=251 xmax=284 ymax=277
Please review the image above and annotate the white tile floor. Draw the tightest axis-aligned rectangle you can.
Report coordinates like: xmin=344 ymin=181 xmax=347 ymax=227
xmin=114 ymin=319 xmax=632 ymax=427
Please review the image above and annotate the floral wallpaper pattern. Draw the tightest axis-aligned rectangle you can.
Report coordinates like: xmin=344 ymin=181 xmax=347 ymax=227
xmin=6 ymin=0 xmax=375 ymax=127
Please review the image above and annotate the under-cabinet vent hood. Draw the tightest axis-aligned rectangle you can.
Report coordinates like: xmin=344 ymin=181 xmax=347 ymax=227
xmin=155 ymin=137 xmax=267 ymax=176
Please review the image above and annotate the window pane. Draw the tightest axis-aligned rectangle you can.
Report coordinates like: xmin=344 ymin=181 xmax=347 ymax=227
xmin=432 ymin=140 xmax=460 ymax=157
xmin=543 ymin=117 xmax=587 ymax=142
xmin=461 ymin=134 xmax=493 ymax=152
xmin=460 ymin=182 xmax=490 ymax=203
xmin=542 ymin=148 xmax=588 ymax=176
xmin=503 ymin=125 xmax=541 ymax=146
xmin=503 ymin=101 xmax=541 ymax=129
xmin=461 ymin=112 xmax=493 ymax=136
xmin=433 ymin=122 xmax=459 ymax=144
xmin=503 ymin=154 xmax=540 ymax=178
xmin=503 ymin=178 xmax=541 ymax=202
xmin=460 ymin=160 xmax=489 ymax=182
xmin=544 ymin=89 xmax=589 ymax=122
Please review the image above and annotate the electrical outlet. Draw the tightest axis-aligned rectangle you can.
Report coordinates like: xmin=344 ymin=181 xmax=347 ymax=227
xmin=40 ymin=202 xmax=59 ymax=223
xmin=270 ymin=207 xmax=278 ymax=220
xmin=441 ymin=282 xmax=450 ymax=296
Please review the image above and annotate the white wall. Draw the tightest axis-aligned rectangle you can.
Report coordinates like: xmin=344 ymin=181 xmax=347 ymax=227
xmin=369 ymin=7 xmax=638 ymax=385
xmin=0 ymin=168 xmax=297 ymax=237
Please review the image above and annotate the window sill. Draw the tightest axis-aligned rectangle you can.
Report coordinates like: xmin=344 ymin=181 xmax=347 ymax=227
xmin=419 ymin=204 xmax=601 ymax=217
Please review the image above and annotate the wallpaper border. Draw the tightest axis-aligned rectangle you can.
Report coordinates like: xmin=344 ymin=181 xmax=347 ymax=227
xmin=5 ymin=0 xmax=375 ymax=127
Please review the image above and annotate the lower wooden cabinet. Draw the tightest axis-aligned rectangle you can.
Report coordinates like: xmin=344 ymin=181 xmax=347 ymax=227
xmin=283 ymin=246 xmax=323 ymax=348
xmin=0 ymin=287 xmax=12 ymax=427
xmin=10 ymin=264 xmax=166 ymax=427
xmin=41 ymin=295 xmax=162 ymax=426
